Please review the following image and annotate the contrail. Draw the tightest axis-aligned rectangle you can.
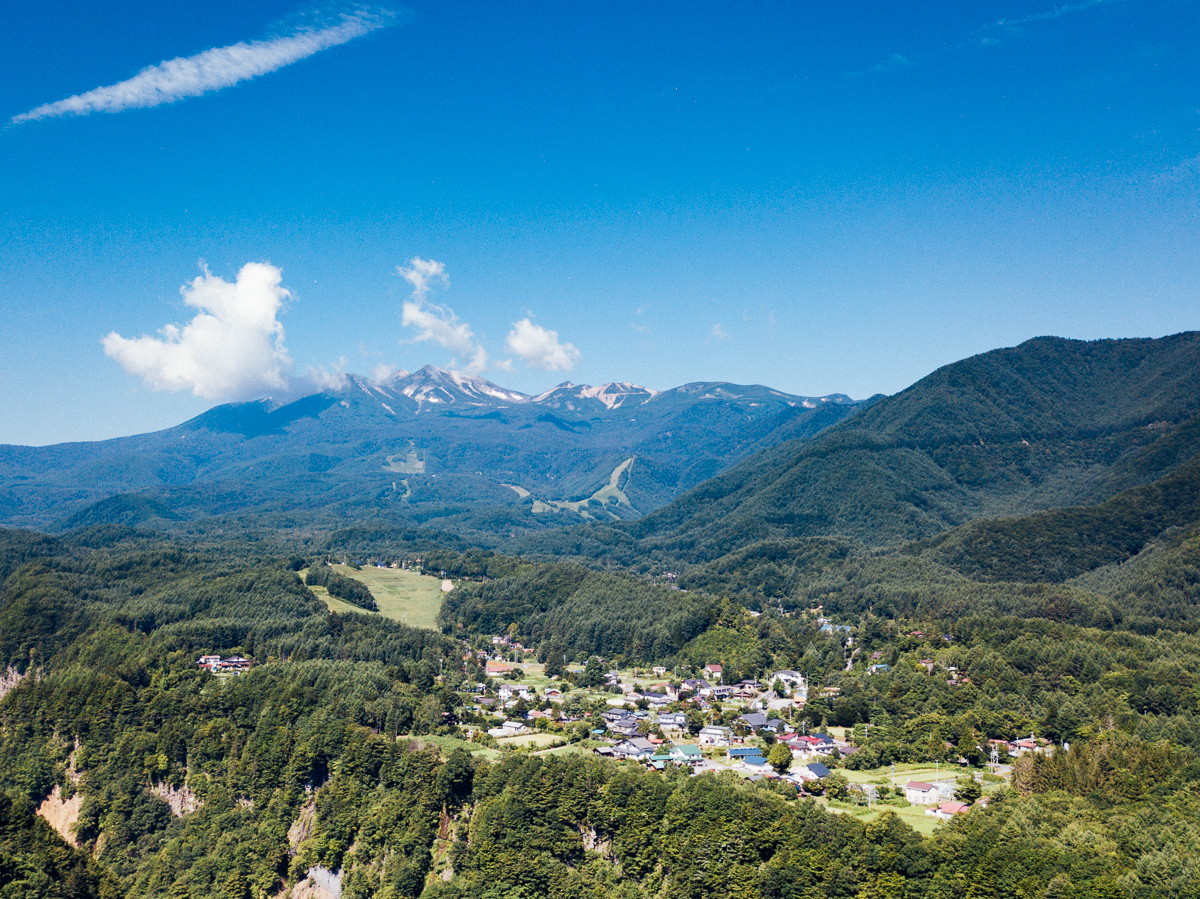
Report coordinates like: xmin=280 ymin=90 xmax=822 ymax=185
xmin=13 ymin=7 xmax=398 ymax=124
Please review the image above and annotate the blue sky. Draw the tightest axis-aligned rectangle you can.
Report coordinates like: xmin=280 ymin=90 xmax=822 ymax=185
xmin=2 ymin=0 xmax=1199 ymax=445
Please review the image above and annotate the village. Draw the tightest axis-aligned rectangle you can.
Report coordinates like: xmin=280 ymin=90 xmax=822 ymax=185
xmin=195 ymin=612 xmax=1046 ymax=836
xmin=450 ymin=635 xmax=1044 ymax=833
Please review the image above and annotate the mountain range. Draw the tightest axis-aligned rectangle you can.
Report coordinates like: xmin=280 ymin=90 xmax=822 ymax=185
xmin=0 ymin=366 xmax=866 ymax=538
xmin=5 ymin=331 xmax=1199 ymax=585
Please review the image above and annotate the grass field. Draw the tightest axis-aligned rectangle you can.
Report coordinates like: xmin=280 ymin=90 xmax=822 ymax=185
xmin=303 ymin=565 xmax=448 ymax=630
xmin=820 ymin=798 xmax=942 ymax=836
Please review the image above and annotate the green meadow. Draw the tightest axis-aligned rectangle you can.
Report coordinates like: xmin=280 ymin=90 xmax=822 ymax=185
xmin=304 ymin=565 xmax=449 ymax=630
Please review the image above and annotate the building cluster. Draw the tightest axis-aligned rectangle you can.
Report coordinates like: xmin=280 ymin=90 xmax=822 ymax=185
xmin=196 ymin=654 xmax=251 ymax=674
xmin=465 ymin=643 xmax=1011 ymax=816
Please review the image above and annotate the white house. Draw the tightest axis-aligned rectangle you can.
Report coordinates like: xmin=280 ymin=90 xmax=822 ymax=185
xmin=498 ymin=684 xmax=534 ymax=702
xmin=905 ymin=781 xmax=939 ymax=805
xmin=698 ymin=725 xmax=732 ymax=746
xmin=657 ymin=712 xmax=688 ymax=731
xmin=487 ymin=720 xmax=529 ymax=738
xmin=926 ymin=801 xmax=970 ymax=820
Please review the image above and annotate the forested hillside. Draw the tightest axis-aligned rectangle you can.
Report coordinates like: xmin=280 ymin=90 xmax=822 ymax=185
xmin=618 ymin=332 xmax=1200 ymax=558
xmin=2 ymin=523 xmax=1200 ymax=898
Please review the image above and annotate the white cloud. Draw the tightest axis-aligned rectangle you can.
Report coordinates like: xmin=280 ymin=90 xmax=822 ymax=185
xmin=710 ymin=323 xmax=729 ymax=341
xmin=985 ymin=0 xmax=1126 ymax=30
xmin=505 ymin=319 xmax=581 ymax=372
xmin=13 ymin=7 xmax=397 ymax=124
xmin=397 ymin=258 xmax=488 ymax=373
xmin=371 ymin=362 xmax=398 ymax=382
xmin=103 ymin=262 xmax=292 ymax=399
xmin=307 ymin=358 xmax=349 ymax=391
xmin=398 ymin=257 xmax=448 ymax=297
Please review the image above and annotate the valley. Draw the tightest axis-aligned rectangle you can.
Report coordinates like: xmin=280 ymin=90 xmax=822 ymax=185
xmin=1 ymin=332 xmax=1199 ymax=899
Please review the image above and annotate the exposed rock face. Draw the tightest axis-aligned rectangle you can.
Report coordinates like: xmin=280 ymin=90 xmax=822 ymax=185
xmin=288 ymin=867 xmax=341 ymax=899
xmin=0 ymin=667 xmax=26 ymax=702
xmin=288 ymin=796 xmax=317 ymax=853
xmin=37 ymin=785 xmax=82 ymax=846
xmin=150 ymin=782 xmax=202 ymax=816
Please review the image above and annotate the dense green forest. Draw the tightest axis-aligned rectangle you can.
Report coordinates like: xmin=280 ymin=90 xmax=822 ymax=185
xmin=1 ymin=517 xmax=1200 ymax=898
xmin=305 ymin=564 xmax=379 ymax=611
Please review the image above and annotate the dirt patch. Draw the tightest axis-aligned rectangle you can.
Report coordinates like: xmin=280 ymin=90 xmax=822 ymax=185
xmin=37 ymin=785 xmax=82 ymax=846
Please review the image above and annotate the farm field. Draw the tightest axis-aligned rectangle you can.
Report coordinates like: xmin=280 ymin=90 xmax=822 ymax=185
xmin=305 ymin=565 xmax=448 ymax=629
xmin=493 ymin=731 xmax=563 ymax=750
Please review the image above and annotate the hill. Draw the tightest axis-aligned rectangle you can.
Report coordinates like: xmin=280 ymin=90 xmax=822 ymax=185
xmin=624 ymin=332 xmax=1200 ymax=561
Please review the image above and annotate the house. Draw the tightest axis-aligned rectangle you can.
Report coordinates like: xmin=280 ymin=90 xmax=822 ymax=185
xmin=804 ymin=762 xmax=831 ymax=779
xmin=487 ymin=720 xmax=529 ymax=738
xmin=789 ymin=733 xmax=836 ymax=755
xmin=680 ymin=678 xmax=711 ymax=695
xmin=905 ymin=781 xmax=940 ymax=804
xmin=819 ymin=621 xmax=853 ymax=635
xmin=703 ymin=664 xmax=723 ymax=682
xmin=926 ymin=801 xmax=970 ymax=820
xmin=657 ymin=712 xmax=688 ymax=731
xmin=648 ymin=751 xmax=672 ymax=770
xmin=652 ymin=666 xmax=668 ymax=677
xmin=612 ymin=737 xmax=655 ymax=760
xmin=769 ymin=670 xmax=808 ymax=695
xmin=868 ymin=664 xmax=891 ymax=675
xmin=485 ymin=660 xmax=513 ymax=677
xmin=498 ymin=684 xmax=534 ymax=702
xmin=728 ymin=746 xmax=764 ymax=760
xmin=735 ymin=712 xmax=769 ymax=732
xmin=543 ymin=687 xmax=563 ymax=700
xmin=668 ymin=744 xmax=703 ymax=765
xmin=607 ymin=718 xmax=641 ymax=738
xmin=698 ymin=725 xmax=733 ymax=746
xmin=198 ymin=655 xmax=252 ymax=674
xmin=601 ymin=709 xmax=631 ymax=723
xmin=643 ymin=692 xmax=672 ymax=707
